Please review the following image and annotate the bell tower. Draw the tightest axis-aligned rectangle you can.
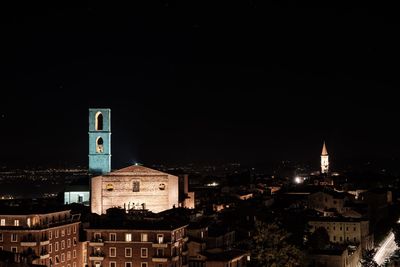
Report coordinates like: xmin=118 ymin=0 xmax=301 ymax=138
xmin=320 ymin=141 xmax=329 ymax=174
xmin=89 ymin=108 xmax=111 ymax=174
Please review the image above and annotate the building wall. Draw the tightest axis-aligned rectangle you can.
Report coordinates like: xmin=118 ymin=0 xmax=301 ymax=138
xmin=86 ymin=227 xmax=188 ymax=267
xmin=0 ymin=214 xmax=82 ymax=267
xmin=308 ymin=192 xmax=346 ymax=213
xmin=91 ymin=173 xmax=179 ymax=215
xmin=309 ymin=220 xmax=373 ymax=251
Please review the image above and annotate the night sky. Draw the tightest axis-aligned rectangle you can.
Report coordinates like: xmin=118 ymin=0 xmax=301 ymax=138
xmin=1 ymin=3 xmax=400 ymax=168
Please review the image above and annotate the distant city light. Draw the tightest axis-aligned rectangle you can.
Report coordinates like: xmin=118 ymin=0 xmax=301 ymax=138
xmin=294 ymin=176 xmax=302 ymax=184
xmin=206 ymin=182 xmax=219 ymax=187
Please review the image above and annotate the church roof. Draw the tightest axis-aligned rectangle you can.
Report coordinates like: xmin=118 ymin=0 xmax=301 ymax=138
xmin=108 ymin=165 xmax=171 ymax=176
xmin=321 ymin=141 xmax=328 ymax=156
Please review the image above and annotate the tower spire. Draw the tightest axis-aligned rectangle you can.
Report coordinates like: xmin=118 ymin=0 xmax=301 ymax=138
xmin=320 ymin=141 xmax=329 ymax=174
xmin=321 ymin=141 xmax=328 ymax=156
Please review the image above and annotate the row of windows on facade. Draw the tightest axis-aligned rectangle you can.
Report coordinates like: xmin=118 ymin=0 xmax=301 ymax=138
xmin=312 ymin=225 xmax=358 ymax=231
xmin=93 ymin=247 xmax=167 ymax=258
xmin=105 ymin=261 xmax=162 ymax=267
xmin=0 ymin=219 xmax=77 ymax=232
xmin=49 ymin=252 xmax=78 ymax=266
xmin=0 ymin=233 xmax=77 ymax=246
xmin=94 ymin=233 xmax=166 ymax=243
xmin=49 ymin=260 xmax=77 ymax=267
xmin=332 ymin=236 xmax=359 ymax=242
xmin=0 ymin=246 xmax=77 ymax=260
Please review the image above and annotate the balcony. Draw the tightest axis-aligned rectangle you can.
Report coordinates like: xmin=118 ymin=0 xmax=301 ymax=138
xmin=21 ymin=235 xmax=38 ymax=246
xmin=152 ymin=243 xmax=168 ymax=248
xmin=152 ymin=256 xmax=168 ymax=262
xmin=40 ymin=240 xmax=50 ymax=246
xmin=40 ymin=253 xmax=50 ymax=259
xmin=172 ymin=255 xmax=179 ymax=261
xmin=21 ymin=241 xmax=37 ymax=246
xmin=89 ymin=238 xmax=104 ymax=246
xmin=89 ymin=252 xmax=105 ymax=261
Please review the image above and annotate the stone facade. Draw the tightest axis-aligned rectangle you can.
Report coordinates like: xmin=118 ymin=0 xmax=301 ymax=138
xmin=309 ymin=217 xmax=373 ymax=251
xmin=91 ymin=165 xmax=179 ymax=214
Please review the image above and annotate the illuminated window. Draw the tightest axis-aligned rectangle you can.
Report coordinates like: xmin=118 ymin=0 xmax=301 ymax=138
xmin=125 ymin=233 xmax=132 ymax=242
xmin=14 ymin=220 xmax=19 ymax=226
xmin=96 ymin=137 xmax=104 ymax=153
xmin=95 ymin=112 xmax=103 ymax=131
xmin=132 ymin=181 xmax=140 ymax=192
xmin=0 ymin=219 xmax=5 ymax=226
xmin=157 ymin=234 xmax=164 ymax=244
xmin=141 ymin=233 xmax=148 ymax=242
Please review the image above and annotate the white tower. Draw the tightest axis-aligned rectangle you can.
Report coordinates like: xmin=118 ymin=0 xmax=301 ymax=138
xmin=321 ymin=141 xmax=329 ymax=174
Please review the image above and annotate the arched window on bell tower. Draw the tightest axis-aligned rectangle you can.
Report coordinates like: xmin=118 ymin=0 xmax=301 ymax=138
xmin=96 ymin=137 xmax=104 ymax=153
xmin=95 ymin=112 xmax=103 ymax=131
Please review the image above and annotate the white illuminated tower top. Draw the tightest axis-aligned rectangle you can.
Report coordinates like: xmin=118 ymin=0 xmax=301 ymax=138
xmin=320 ymin=141 xmax=329 ymax=174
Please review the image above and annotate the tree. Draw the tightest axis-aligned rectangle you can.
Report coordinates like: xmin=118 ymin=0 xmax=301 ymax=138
xmin=252 ymin=220 xmax=304 ymax=267
xmin=308 ymin=227 xmax=330 ymax=250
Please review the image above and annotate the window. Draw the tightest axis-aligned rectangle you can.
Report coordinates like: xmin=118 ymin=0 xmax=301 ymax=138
xmin=96 ymin=137 xmax=104 ymax=153
xmin=156 ymin=248 xmax=164 ymax=257
xmin=333 ymin=236 xmax=336 ymax=241
xmin=61 ymin=253 xmax=65 ymax=262
xmin=55 ymin=242 xmax=59 ymax=251
xmin=109 ymin=247 xmax=116 ymax=257
xmin=109 ymin=262 xmax=116 ymax=267
xmin=14 ymin=220 xmax=19 ymax=226
xmin=55 ymin=230 xmax=59 ymax=238
xmin=0 ymin=233 xmax=2 ymax=242
xmin=354 ymin=227 xmax=356 ymax=231
xmin=95 ymin=112 xmax=103 ymax=131
xmin=67 ymin=227 xmax=71 ymax=235
xmin=0 ymin=219 xmax=5 ymax=226
xmin=340 ymin=227 xmax=342 ymax=230
xmin=125 ymin=233 xmax=132 ymax=242
xmin=157 ymin=234 xmax=164 ymax=244
xmin=94 ymin=233 xmax=101 ymax=240
xmin=110 ymin=233 xmax=117 ymax=241
xmin=49 ymin=231 xmax=52 ymax=240
xmin=11 ymin=247 xmax=17 ymax=253
xmin=354 ymin=237 xmax=356 ymax=242
xmin=11 ymin=233 xmax=17 ymax=242
xmin=125 ymin=248 xmax=132 ymax=257
xmin=61 ymin=240 xmax=65 ymax=249
xmin=141 ymin=233 xmax=148 ymax=242
xmin=49 ymin=244 xmax=53 ymax=253
xmin=61 ymin=230 xmax=65 ymax=237
xmin=27 ymin=218 xmax=31 ymax=227
xmin=73 ymin=226 xmax=76 ymax=234
xmin=132 ymin=181 xmax=140 ymax=192
xmin=67 ymin=239 xmax=71 ymax=248
xmin=73 ymin=263 xmax=76 ymax=267
xmin=141 ymin=263 xmax=148 ymax=267
xmin=73 ymin=237 xmax=77 ymax=246
xmin=346 ymin=227 xmax=349 ymax=231
xmin=55 ymin=255 xmax=60 ymax=264
xmin=340 ymin=236 xmax=343 ymax=241
xmin=73 ymin=250 xmax=76 ymax=258
xmin=333 ymin=226 xmax=335 ymax=230
xmin=141 ymin=248 xmax=148 ymax=258
xmin=67 ymin=252 xmax=71 ymax=260
xmin=125 ymin=263 xmax=132 ymax=267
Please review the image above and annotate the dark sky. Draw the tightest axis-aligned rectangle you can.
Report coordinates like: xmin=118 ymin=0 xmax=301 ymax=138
xmin=1 ymin=3 xmax=400 ymax=168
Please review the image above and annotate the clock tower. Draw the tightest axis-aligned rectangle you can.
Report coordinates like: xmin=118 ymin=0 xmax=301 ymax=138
xmin=89 ymin=108 xmax=111 ymax=174
xmin=321 ymin=141 xmax=329 ymax=174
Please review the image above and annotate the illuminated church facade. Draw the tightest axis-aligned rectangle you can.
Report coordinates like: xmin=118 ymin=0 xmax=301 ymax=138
xmin=88 ymin=108 xmax=179 ymax=215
